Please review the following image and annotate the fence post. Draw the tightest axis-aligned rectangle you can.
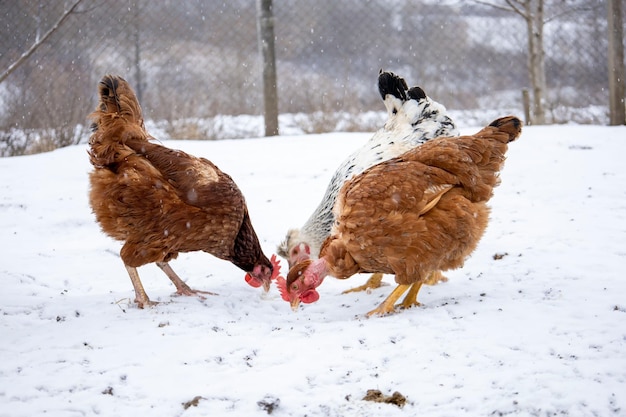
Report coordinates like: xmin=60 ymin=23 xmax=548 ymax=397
xmin=607 ymin=0 xmax=626 ymax=125
xmin=522 ymin=89 xmax=531 ymax=125
xmin=256 ymin=0 xmax=279 ymax=136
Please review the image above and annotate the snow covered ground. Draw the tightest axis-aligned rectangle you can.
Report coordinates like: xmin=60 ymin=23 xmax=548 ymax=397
xmin=0 ymin=123 xmax=624 ymax=416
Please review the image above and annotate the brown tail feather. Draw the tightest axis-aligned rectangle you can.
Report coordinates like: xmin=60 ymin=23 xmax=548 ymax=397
xmin=95 ymin=75 xmax=143 ymax=126
xmin=88 ymin=75 xmax=147 ymax=168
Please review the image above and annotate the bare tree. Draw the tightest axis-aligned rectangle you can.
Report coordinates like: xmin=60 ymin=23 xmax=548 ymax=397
xmin=0 ymin=0 xmax=84 ymax=84
xmin=475 ymin=0 xmax=547 ymax=124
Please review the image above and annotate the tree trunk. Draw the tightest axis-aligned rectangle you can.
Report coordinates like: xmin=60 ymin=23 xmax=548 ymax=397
xmin=607 ymin=0 xmax=626 ymax=125
xmin=525 ymin=0 xmax=546 ymax=125
xmin=256 ymin=0 xmax=279 ymax=136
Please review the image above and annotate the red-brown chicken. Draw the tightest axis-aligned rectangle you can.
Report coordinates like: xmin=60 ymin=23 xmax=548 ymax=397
xmin=277 ymin=70 xmax=458 ymax=294
xmin=88 ymin=74 xmax=280 ymax=308
xmin=277 ymin=116 xmax=522 ymax=316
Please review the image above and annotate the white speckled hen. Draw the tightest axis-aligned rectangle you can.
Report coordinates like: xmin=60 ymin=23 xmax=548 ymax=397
xmin=277 ymin=70 xmax=459 ymax=291
xmin=278 ymin=116 xmax=522 ymax=316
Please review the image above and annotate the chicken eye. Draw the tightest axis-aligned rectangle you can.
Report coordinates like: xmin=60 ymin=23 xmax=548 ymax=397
xmin=291 ymin=284 xmax=299 ymax=291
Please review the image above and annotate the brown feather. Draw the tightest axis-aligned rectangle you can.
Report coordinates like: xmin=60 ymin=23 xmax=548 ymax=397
xmin=87 ymin=75 xmax=271 ymax=284
xmin=321 ymin=116 xmax=521 ymax=286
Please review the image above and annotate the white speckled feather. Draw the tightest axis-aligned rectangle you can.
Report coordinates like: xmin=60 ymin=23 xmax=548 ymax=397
xmin=279 ymin=72 xmax=459 ymax=260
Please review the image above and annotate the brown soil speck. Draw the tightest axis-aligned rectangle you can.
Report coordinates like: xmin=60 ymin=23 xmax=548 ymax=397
xmin=362 ymin=389 xmax=406 ymax=408
xmin=182 ymin=395 xmax=204 ymax=409
xmin=257 ymin=395 xmax=280 ymax=414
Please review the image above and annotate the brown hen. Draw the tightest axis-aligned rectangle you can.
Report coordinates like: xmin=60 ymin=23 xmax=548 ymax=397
xmin=277 ymin=116 xmax=521 ymax=316
xmin=88 ymin=75 xmax=280 ymax=308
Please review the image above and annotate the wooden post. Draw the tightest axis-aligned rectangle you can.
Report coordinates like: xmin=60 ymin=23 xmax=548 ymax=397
xmin=522 ymin=89 xmax=531 ymax=125
xmin=607 ymin=0 xmax=626 ymax=125
xmin=256 ymin=0 xmax=279 ymax=136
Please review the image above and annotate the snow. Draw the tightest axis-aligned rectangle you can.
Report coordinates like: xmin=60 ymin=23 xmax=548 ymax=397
xmin=1 ymin=123 xmax=625 ymax=416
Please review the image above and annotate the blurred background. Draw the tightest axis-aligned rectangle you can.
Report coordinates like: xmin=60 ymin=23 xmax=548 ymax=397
xmin=1 ymin=0 xmax=624 ymax=156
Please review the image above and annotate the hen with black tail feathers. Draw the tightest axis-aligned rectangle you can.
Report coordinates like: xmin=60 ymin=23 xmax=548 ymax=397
xmin=277 ymin=70 xmax=459 ymax=294
xmin=278 ymin=116 xmax=522 ymax=316
xmin=277 ymin=71 xmax=459 ymax=269
xmin=88 ymin=75 xmax=281 ymax=308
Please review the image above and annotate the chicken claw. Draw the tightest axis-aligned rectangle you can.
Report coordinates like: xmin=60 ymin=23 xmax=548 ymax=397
xmin=157 ymin=262 xmax=217 ymax=297
xmin=366 ymin=284 xmax=411 ymax=317
xmin=396 ymin=282 xmax=423 ymax=310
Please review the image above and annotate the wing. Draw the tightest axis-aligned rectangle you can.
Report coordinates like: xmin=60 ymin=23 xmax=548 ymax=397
xmin=403 ymin=129 xmax=510 ymax=202
xmin=332 ymin=158 xmax=458 ymax=275
xmin=125 ymin=138 xmax=245 ymax=210
xmin=337 ymin=158 xmax=458 ymax=222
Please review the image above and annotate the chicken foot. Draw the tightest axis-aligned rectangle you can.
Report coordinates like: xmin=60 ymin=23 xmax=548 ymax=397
xmin=395 ymin=269 xmax=449 ymax=310
xmin=156 ymin=262 xmax=217 ymax=297
xmin=366 ymin=277 xmax=429 ymax=316
xmin=342 ymin=273 xmax=385 ymax=294
xmin=125 ymin=264 xmax=158 ymax=309
xmin=366 ymin=284 xmax=411 ymax=317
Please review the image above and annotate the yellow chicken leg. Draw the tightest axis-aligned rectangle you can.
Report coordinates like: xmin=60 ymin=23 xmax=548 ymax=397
xmin=423 ymin=270 xmax=448 ymax=285
xmin=342 ymin=273 xmax=385 ymax=294
xmin=397 ymin=281 xmax=423 ymax=310
xmin=397 ymin=270 xmax=444 ymax=309
xmin=366 ymin=284 xmax=411 ymax=317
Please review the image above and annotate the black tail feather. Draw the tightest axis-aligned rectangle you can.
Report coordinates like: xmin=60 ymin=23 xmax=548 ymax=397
xmin=407 ymin=86 xmax=426 ymax=101
xmin=378 ymin=70 xmax=408 ymax=101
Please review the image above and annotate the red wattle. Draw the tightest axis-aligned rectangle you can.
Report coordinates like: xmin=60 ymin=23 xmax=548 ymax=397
xmin=245 ymin=273 xmax=262 ymax=288
xmin=300 ymin=289 xmax=320 ymax=304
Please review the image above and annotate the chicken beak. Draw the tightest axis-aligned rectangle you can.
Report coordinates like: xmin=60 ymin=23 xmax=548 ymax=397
xmin=262 ymin=280 xmax=271 ymax=293
xmin=290 ymin=298 xmax=301 ymax=312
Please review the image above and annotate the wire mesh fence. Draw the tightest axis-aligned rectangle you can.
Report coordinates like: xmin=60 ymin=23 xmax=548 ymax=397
xmin=0 ymin=0 xmax=621 ymax=156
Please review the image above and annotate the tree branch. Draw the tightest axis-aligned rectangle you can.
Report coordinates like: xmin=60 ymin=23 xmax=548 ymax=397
xmin=504 ymin=0 xmax=527 ymax=18
xmin=0 ymin=0 xmax=84 ymax=84
xmin=473 ymin=0 xmax=528 ymax=19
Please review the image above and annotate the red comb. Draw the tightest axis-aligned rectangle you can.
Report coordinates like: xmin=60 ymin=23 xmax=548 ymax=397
xmin=276 ymin=276 xmax=291 ymax=302
xmin=270 ymin=254 xmax=282 ymax=281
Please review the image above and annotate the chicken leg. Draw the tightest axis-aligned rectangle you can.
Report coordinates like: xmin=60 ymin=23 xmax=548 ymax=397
xmin=125 ymin=265 xmax=158 ymax=309
xmin=366 ymin=284 xmax=411 ymax=317
xmin=342 ymin=273 xmax=385 ymax=294
xmin=397 ymin=270 xmax=444 ymax=309
xmin=423 ymin=270 xmax=448 ymax=285
xmin=156 ymin=262 xmax=217 ymax=297
xmin=397 ymin=282 xmax=423 ymax=309
xmin=343 ymin=270 xmax=446 ymax=295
